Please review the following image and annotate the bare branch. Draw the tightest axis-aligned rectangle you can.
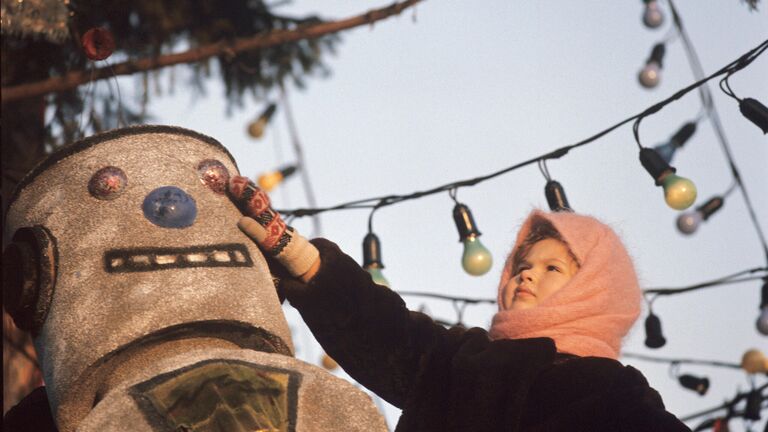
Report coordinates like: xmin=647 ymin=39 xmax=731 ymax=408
xmin=1 ymin=0 xmax=422 ymax=104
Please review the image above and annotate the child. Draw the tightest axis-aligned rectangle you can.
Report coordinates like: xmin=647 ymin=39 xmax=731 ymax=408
xmin=230 ymin=176 xmax=691 ymax=431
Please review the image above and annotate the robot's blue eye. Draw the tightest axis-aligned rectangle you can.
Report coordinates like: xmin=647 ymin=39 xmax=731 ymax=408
xmin=89 ymin=166 xmax=127 ymax=200
xmin=142 ymin=186 xmax=197 ymax=228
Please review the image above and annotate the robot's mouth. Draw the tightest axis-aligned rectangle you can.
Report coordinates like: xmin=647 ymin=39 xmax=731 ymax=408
xmin=104 ymin=243 xmax=254 ymax=273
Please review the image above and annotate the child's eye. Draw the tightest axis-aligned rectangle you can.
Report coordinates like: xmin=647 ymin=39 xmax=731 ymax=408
xmin=515 ymin=265 xmax=530 ymax=274
xmin=547 ymin=265 xmax=561 ymax=272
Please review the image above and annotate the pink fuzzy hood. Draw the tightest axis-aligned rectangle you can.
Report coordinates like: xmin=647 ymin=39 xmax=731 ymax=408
xmin=488 ymin=210 xmax=641 ymax=359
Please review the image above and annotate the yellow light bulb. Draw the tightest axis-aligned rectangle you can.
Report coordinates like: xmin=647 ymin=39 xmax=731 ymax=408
xmin=662 ymin=173 xmax=697 ymax=210
xmin=257 ymin=171 xmax=283 ymax=192
xmin=741 ymin=349 xmax=768 ymax=374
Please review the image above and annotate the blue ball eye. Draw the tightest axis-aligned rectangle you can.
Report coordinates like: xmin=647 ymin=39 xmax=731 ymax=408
xmin=142 ymin=186 xmax=197 ymax=228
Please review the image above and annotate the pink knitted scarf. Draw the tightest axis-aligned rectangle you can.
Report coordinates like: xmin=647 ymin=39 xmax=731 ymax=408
xmin=488 ymin=210 xmax=641 ymax=359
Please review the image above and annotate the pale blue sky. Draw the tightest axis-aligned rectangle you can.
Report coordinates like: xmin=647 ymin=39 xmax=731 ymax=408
xmin=144 ymin=1 xmax=768 ymax=429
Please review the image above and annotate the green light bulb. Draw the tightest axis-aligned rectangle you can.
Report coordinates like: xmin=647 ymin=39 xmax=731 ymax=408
xmin=662 ymin=173 xmax=697 ymax=210
xmin=365 ymin=266 xmax=390 ymax=287
xmin=461 ymin=235 xmax=493 ymax=276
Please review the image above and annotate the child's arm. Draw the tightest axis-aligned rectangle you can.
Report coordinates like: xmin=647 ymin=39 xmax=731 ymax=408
xmin=229 ymin=176 xmax=452 ymax=407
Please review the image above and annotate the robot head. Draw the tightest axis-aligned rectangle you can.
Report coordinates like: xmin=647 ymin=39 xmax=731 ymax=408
xmin=3 ymin=126 xmax=292 ymax=427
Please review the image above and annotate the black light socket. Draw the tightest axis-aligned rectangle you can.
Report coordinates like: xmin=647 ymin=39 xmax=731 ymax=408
xmin=639 ymin=148 xmax=676 ymax=185
xmin=739 ymin=98 xmax=768 ymax=134
xmin=648 ymin=43 xmax=666 ymax=67
xmin=697 ymin=196 xmax=724 ymax=221
xmin=670 ymin=122 xmax=697 ymax=147
xmin=545 ymin=180 xmax=572 ymax=212
xmin=678 ymin=374 xmax=710 ymax=396
xmin=644 ymin=312 xmax=667 ymax=348
xmin=744 ymin=389 xmax=762 ymax=421
xmin=453 ymin=203 xmax=481 ymax=241
xmin=362 ymin=232 xmax=384 ymax=268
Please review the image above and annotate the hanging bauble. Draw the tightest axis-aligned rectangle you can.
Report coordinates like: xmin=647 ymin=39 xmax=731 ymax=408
xmin=82 ymin=27 xmax=115 ymax=61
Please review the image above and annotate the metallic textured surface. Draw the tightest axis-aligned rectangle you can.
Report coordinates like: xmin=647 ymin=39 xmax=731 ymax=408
xmin=4 ymin=126 xmax=300 ymax=430
xmin=77 ymin=348 xmax=387 ymax=432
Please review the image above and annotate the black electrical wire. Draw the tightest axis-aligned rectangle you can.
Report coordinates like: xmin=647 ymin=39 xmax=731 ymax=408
xmin=680 ymin=382 xmax=768 ymax=422
xmin=622 ymin=352 xmax=742 ymax=370
xmin=644 ymin=267 xmax=767 ymax=296
xmin=396 ymin=268 xmax=767 ymax=305
xmin=279 ymin=38 xmax=768 ymax=219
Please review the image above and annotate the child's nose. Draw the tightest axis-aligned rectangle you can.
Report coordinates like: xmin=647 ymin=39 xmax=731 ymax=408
xmin=519 ymin=268 xmax=535 ymax=283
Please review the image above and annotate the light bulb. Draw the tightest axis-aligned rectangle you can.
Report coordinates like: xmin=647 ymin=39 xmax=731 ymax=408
xmin=461 ymin=235 xmax=493 ymax=276
xmin=653 ymin=140 xmax=677 ymax=164
xmin=638 ymin=43 xmax=665 ymax=89
xmin=642 ymin=0 xmax=664 ymax=28
xmin=257 ymin=165 xmax=297 ymax=192
xmin=652 ymin=122 xmax=698 ymax=164
xmin=758 ymin=307 xmax=768 ymax=336
xmin=638 ymin=62 xmax=661 ymax=88
xmin=661 ymin=173 xmax=697 ymax=210
xmin=741 ymin=349 xmax=768 ymax=374
xmin=365 ymin=266 xmax=390 ymax=287
xmin=247 ymin=103 xmax=277 ymax=138
xmin=676 ymin=196 xmax=724 ymax=235
xmin=453 ymin=203 xmax=493 ymax=276
xmin=247 ymin=117 xmax=269 ymax=138
xmin=676 ymin=211 xmax=702 ymax=235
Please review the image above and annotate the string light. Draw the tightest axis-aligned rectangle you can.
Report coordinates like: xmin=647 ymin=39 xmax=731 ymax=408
xmin=638 ymin=147 xmax=697 ymax=210
xmin=653 ymin=121 xmax=697 ymax=164
xmin=362 ymin=232 xmax=390 ymax=287
xmin=720 ymin=74 xmax=768 ymax=135
xmin=544 ymin=180 xmax=572 ymax=212
xmin=638 ymin=43 xmax=666 ymax=88
xmin=247 ymin=103 xmax=277 ymax=138
xmin=539 ymin=160 xmax=572 ymax=212
xmin=678 ymin=374 xmax=710 ymax=396
xmin=257 ymin=164 xmax=297 ymax=192
xmin=451 ymin=195 xmax=493 ymax=276
xmin=644 ymin=310 xmax=667 ymax=348
xmin=641 ymin=0 xmax=665 ymax=29
xmin=279 ymin=39 xmax=766 ymax=221
xmin=676 ymin=195 xmax=725 ymax=235
xmin=757 ymin=277 xmax=768 ymax=335
xmin=740 ymin=349 xmax=768 ymax=374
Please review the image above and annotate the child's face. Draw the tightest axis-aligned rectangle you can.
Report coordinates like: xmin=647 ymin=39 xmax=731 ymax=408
xmin=501 ymin=238 xmax=579 ymax=311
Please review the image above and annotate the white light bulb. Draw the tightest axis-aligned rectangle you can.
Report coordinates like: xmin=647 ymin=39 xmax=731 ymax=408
xmin=676 ymin=211 xmax=702 ymax=235
xmin=757 ymin=307 xmax=768 ymax=336
xmin=643 ymin=1 xmax=664 ymax=29
xmin=638 ymin=62 xmax=661 ymax=88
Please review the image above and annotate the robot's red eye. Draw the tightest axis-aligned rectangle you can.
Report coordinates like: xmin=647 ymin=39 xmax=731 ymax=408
xmin=197 ymin=159 xmax=230 ymax=194
xmin=88 ymin=166 xmax=127 ymax=200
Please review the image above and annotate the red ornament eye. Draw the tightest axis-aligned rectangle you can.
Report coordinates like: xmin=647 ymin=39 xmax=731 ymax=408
xmin=197 ymin=159 xmax=230 ymax=194
xmin=88 ymin=166 xmax=127 ymax=200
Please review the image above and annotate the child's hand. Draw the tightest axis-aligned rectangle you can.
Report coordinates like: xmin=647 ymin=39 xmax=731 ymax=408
xmin=229 ymin=176 xmax=319 ymax=281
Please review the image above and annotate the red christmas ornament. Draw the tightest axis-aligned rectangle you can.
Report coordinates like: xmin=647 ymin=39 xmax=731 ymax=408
xmin=82 ymin=27 xmax=115 ymax=60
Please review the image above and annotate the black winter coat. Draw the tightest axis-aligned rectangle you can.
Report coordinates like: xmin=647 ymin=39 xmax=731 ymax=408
xmin=280 ymin=239 xmax=691 ymax=432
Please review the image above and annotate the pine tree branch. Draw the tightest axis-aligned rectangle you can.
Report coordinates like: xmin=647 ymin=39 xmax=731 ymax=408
xmin=1 ymin=0 xmax=423 ymax=104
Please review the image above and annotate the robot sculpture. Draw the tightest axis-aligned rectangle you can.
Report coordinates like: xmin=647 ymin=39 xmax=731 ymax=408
xmin=3 ymin=125 xmax=386 ymax=432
